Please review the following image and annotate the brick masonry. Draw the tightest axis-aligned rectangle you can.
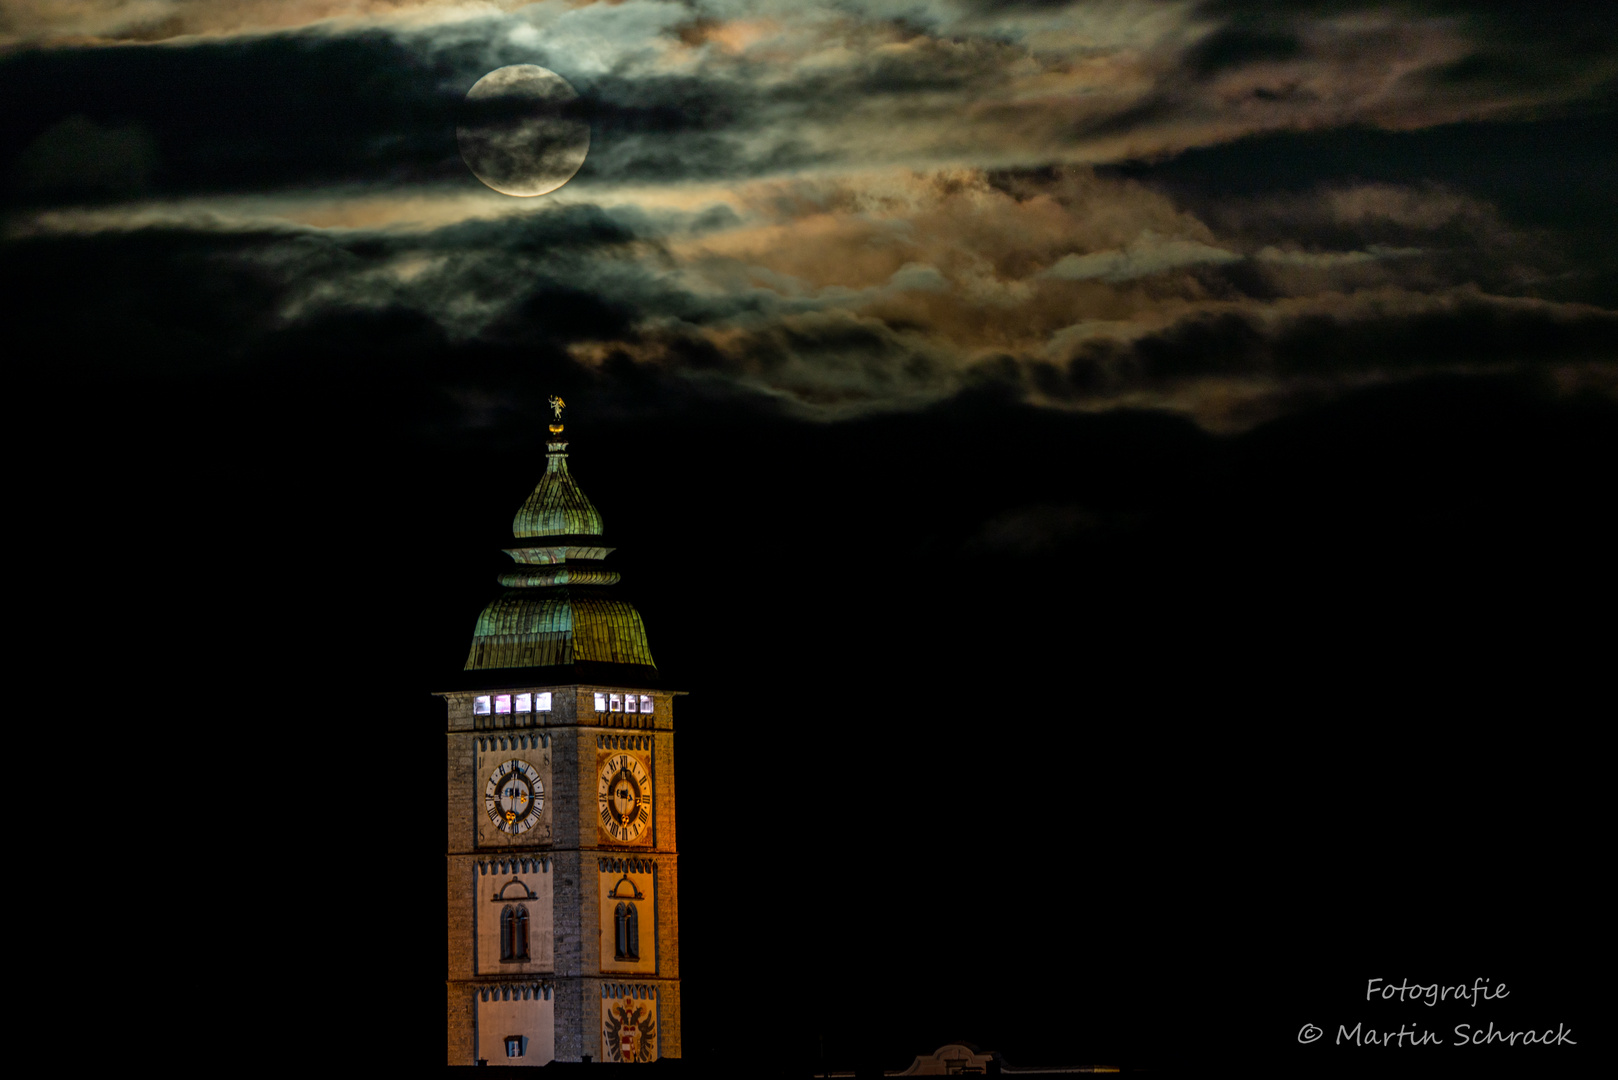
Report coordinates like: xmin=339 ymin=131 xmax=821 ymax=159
xmin=447 ymin=983 xmax=476 ymax=1067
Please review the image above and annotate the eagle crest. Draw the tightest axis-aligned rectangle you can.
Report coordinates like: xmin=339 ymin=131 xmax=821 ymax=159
xmin=603 ymin=999 xmax=657 ymax=1062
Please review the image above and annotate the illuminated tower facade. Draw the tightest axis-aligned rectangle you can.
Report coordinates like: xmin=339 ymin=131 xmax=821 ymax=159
xmin=443 ymin=409 xmax=680 ymax=1066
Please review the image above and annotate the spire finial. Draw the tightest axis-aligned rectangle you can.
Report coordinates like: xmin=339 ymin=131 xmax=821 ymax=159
xmin=548 ymin=394 xmax=565 ymax=434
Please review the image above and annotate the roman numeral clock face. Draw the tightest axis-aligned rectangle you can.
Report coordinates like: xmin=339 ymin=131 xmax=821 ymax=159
xmin=485 ymin=760 xmax=544 ymax=835
xmin=597 ymin=754 xmax=652 ymax=844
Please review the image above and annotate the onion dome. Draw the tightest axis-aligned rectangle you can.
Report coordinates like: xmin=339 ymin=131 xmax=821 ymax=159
xmin=512 ymin=439 xmax=603 ymax=537
xmin=463 ymin=420 xmax=657 ymax=683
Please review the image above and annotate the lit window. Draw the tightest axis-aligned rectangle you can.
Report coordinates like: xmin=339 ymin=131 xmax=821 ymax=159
xmin=639 ymin=695 xmax=653 ymax=714
xmin=474 ymin=696 xmax=491 ymax=715
xmin=506 ymin=1036 xmax=524 ymax=1058
xmin=610 ymin=693 xmax=623 ymax=712
xmin=515 ymin=693 xmax=531 ymax=713
xmin=536 ymin=692 xmax=552 ymax=712
xmin=594 ymin=692 xmax=607 ymax=712
xmin=495 ymin=694 xmax=512 ymax=714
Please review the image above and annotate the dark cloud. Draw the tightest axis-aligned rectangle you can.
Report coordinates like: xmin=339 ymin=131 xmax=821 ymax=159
xmin=1100 ymin=111 xmax=1616 ymax=212
xmin=1268 ymin=301 xmax=1618 ymax=375
xmin=1100 ymin=113 xmax=1618 ymax=305
xmin=1050 ymin=301 xmax=1618 ymax=394
xmin=1114 ymin=1 xmax=1618 ymax=160
xmin=0 ymin=200 xmax=665 ymax=383
xmin=0 ymin=33 xmax=467 ymax=203
xmin=5 ymin=1 xmax=1613 ymax=202
xmin=579 ymin=72 xmax=739 ymax=135
xmin=10 ymin=114 xmax=157 ymax=193
xmin=10 ymin=148 xmax=1609 ymax=437
xmin=1225 ymin=3 xmax=1617 ymax=103
xmin=584 ymin=30 xmax=1052 ymax=181
xmin=1184 ymin=26 xmax=1302 ymax=79
xmin=417 ymin=200 xmax=646 ymax=254
xmin=0 ymin=29 xmax=783 ymax=202
xmin=1195 ymin=0 xmax=1618 ymax=42
xmin=3 ymin=5 xmax=1613 ymax=434
xmin=3 ymin=226 xmax=287 ymax=375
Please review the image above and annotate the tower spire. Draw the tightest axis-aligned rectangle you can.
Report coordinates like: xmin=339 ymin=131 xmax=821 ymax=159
xmin=441 ymin=393 xmax=683 ymax=1065
xmin=462 ymin=401 xmax=658 ymax=677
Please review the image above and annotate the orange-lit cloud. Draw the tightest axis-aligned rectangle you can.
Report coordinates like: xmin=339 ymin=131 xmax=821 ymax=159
xmin=0 ymin=1 xmax=528 ymax=46
xmin=5 ymin=1 xmax=1613 ymax=430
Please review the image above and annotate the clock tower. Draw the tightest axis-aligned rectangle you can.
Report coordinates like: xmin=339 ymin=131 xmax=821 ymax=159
xmin=442 ymin=409 xmax=680 ymax=1066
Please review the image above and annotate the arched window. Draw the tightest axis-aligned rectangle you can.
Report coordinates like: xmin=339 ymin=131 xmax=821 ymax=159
xmin=615 ymin=901 xmax=640 ymax=961
xmin=500 ymin=905 xmax=530 ymax=962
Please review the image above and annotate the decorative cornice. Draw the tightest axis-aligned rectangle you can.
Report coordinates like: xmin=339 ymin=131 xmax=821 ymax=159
xmin=480 ymin=856 xmax=552 ymax=876
xmin=479 ymin=982 xmax=553 ymax=1002
xmin=595 ymin=734 xmax=651 ymax=751
xmin=597 ymin=856 xmax=656 ymax=875
xmin=479 ymin=734 xmax=550 ymax=752
xmin=602 ymin=983 xmax=658 ymax=1000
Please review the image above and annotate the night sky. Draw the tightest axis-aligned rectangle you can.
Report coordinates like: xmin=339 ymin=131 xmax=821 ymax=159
xmin=6 ymin=2 xmax=1611 ymax=1073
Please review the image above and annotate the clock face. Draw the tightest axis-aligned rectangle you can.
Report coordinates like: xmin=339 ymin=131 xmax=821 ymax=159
xmin=486 ymin=760 xmax=545 ymax=835
xmin=597 ymin=754 xmax=652 ymax=844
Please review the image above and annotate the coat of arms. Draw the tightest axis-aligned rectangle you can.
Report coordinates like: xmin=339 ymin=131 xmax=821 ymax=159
xmin=602 ymin=996 xmax=657 ymax=1062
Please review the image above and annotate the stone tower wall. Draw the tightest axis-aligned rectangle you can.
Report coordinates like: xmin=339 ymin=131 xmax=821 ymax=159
xmin=445 ymin=687 xmax=681 ymax=1064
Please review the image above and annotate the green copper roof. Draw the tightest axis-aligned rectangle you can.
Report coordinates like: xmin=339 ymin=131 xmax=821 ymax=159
xmin=513 ymin=440 xmax=603 ymax=537
xmin=465 ymin=589 xmax=654 ymax=669
xmin=497 ymin=566 xmax=621 ymax=588
xmin=465 ymin=427 xmax=656 ymax=674
xmin=504 ymin=544 xmax=615 ymax=564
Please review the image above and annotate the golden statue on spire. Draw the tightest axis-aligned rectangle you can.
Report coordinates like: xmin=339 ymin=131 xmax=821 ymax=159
xmin=548 ymin=395 xmax=566 ymax=434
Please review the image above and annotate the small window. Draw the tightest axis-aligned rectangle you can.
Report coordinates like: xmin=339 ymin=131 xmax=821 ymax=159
xmin=536 ymin=692 xmax=552 ymax=712
xmin=610 ymin=693 xmax=623 ymax=712
xmin=495 ymin=694 xmax=512 ymax=714
xmin=473 ymin=696 xmax=491 ymax=715
xmin=515 ymin=693 xmax=531 ymax=713
xmin=505 ymin=1036 xmax=524 ymax=1058
xmin=639 ymin=695 xmax=653 ymax=714
xmin=594 ymin=692 xmax=608 ymax=712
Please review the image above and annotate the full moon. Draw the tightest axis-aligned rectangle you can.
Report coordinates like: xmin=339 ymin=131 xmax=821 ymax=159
xmin=457 ymin=65 xmax=589 ymax=197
